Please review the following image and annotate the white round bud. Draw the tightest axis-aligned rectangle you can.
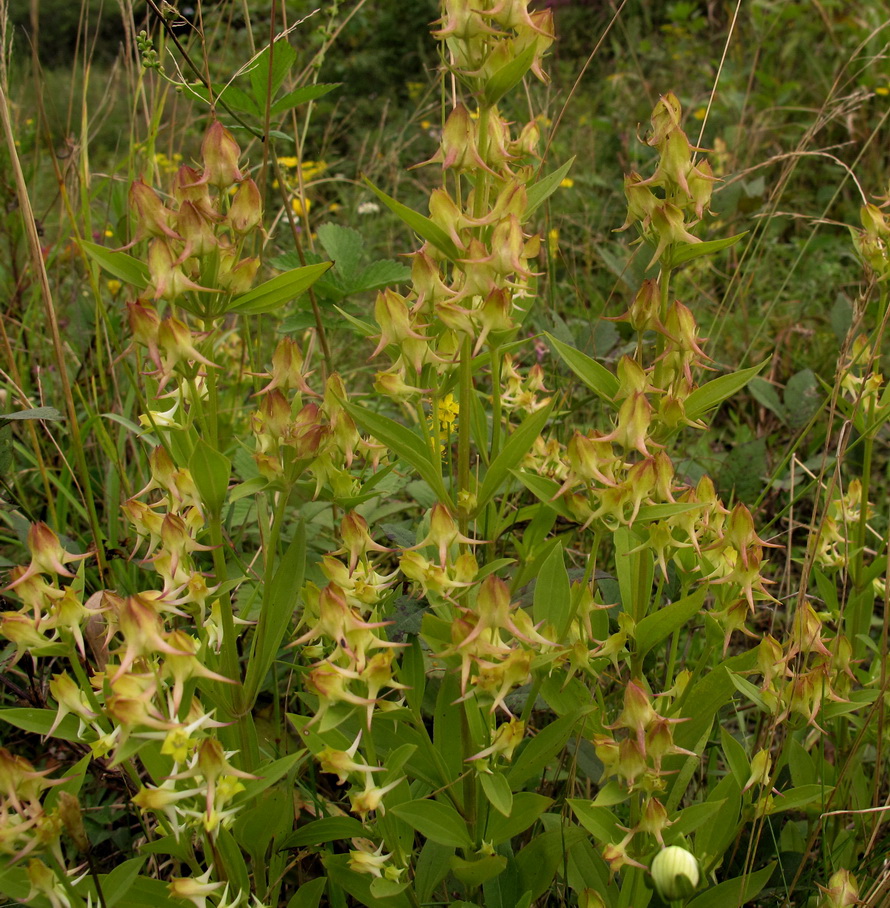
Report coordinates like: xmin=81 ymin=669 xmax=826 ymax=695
xmin=650 ymin=846 xmax=700 ymax=901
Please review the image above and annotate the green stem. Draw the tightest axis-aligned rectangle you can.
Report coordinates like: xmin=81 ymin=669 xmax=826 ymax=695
xmin=457 ymin=335 xmax=473 ymax=533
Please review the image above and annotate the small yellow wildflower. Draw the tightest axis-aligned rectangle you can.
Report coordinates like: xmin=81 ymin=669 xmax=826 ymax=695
xmin=693 ymin=106 xmax=707 ymax=120
xmin=548 ymin=227 xmax=559 ymax=257
xmin=278 ymin=156 xmax=299 ymax=168
xmin=559 ymin=177 xmax=574 ymax=188
xmin=104 ymin=228 xmax=114 ymax=238
xmin=107 ymin=279 xmax=122 ymax=295
xmin=437 ymin=393 xmax=459 ymax=432
xmin=292 ymin=196 xmax=311 ymax=218
xmin=876 ymin=85 xmax=890 ymax=96
xmin=420 ymin=119 xmax=432 ymax=130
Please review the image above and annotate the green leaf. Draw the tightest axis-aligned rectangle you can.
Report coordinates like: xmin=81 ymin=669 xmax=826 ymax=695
xmin=568 ymin=800 xmax=622 ymax=843
xmin=720 ymin=727 xmax=750 ymax=788
xmin=350 ymin=259 xmax=411 ymax=294
xmin=228 ymin=262 xmax=333 ymax=315
xmin=244 ymin=522 xmax=306 ymax=707
xmin=767 ymin=784 xmax=832 ymax=814
xmin=317 ymin=223 xmax=365 ymax=282
xmin=0 ymin=406 xmax=63 ymax=422
xmin=748 ymin=376 xmax=788 ymax=423
xmin=0 ymin=708 xmax=81 ymax=741
xmin=526 ymin=158 xmax=576 ymax=219
xmin=415 ymin=840 xmax=455 ymax=905
xmin=508 ymin=708 xmax=590 ymax=788
xmin=332 ymin=306 xmax=377 ymax=337
xmin=516 ymin=826 xmax=587 ymax=902
xmin=250 ymin=38 xmax=297 ymax=107
xmin=81 ymin=241 xmax=150 ymax=289
xmin=784 ymin=368 xmax=821 ymax=430
xmin=482 ymin=42 xmax=538 ymax=105
xmin=686 ymin=862 xmax=774 ymax=908
xmin=236 ymin=751 xmax=306 ymax=803
xmin=670 ymin=800 xmax=726 ymax=838
xmin=188 ymin=439 xmax=231 ymax=515
xmin=390 ymin=799 xmax=474 ymax=849
xmin=667 ymin=232 xmax=747 ymax=268
xmin=634 ymin=587 xmax=706 ymax=660
xmin=182 ymin=81 xmax=261 ymax=117
xmin=341 ymin=399 xmax=452 ymax=507
xmin=287 ymin=878 xmax=327 ymax=908
xmin=363 ymin=178 xmax=460 ymax=262
xmin=684 ymin=360 xmax=767 ymax=422
xmin=101 ymin=856 xmax=147 ymax=908
xmin=480 ymin=771 xmax=514 ymax=817
xmin=545 ymin=333 xmax=619 ymax=403
xmin=511 ymin=471 xmax=574 ymax=521
xmin=533 ymin=540 xmax=572 ymax=639
xmin=280 ymin=815 xmax=367 ymax=848
xmin=486 ymin=792 xmax=553 ymax=845
xmin=477 ymin=401 xmax=553 ymax=511
xmin=271 ymin=82 xmax=339 ymax=115
xmin=450 ymin=854 xmax=508 ymax=886
xmin=322 ymin=853 xmax=412 ymax=908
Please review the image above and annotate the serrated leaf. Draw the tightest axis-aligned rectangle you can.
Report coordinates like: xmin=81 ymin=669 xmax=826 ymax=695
xmin=685 ymin=360 xmax=767 ymax=421
xmin=667 ymin=231 xmax=747 ymax=267
xmin=340 ymin=400 xmax=452 ymax=507
xmin=390 ymin=799 xmax=474 ymax=848
xmin=317 ymin=223 xmax=365 ymax=282
xmin=228 ymin=261 xmax=332 ymax=315
xmin=363 ymin=178 xmax=460 ymax=262
xmin=82 ymin=241 xmax=150 ymax=289
xmin=526 ymin=158 xmax=575 ymax=219
xmin=250 ymin=39 xmax=297 ymax=107
xmin=271 ymin=82 xmax=339 ymax=115
xmin=350 ymin=259 xmax=411 ymax=294
xmin=546 ymin=333 xmax=619 ymax=403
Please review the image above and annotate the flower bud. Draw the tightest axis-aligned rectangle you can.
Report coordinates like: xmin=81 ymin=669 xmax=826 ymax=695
xmin=227 ymin=178 xmax=262 ymax=234
xmin=199 ymin=120 xmax=245 ymax=189
xmin=650 ymin=846 xmax=700 ymax=901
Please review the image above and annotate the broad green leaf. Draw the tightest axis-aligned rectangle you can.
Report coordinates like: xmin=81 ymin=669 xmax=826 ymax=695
xmin=363 ymin=178 xmax=460 ymax=262
xmin=486 ymin=792 xmax=553 ymax=845
xmin=545 ymin=333 xmax=619 ymax=403
xmin=670 ymin=800 xmax=726 ymax=838
xmin=189 ymin=439 xmax=231 ymax=515
xmin=350 ymin=259 xmax=411 ymax=294
xmin=450 ymin=854 xmax=508 ymax=886
xmin=508 ymin=708 xmax=590 ymax=788
xmin=482 ymin=42 xmax=538 ymax=105
xmin=767 ymin=784 xmax=832 ymax=814
xmin=101 ymin=856 xmax=147 ymax=908
xmin=634 ymin=586 xmax=706 ymax=660
xmin=684 ymin=361 xmax=767 ymax=422
xmin=614 ymin=525 xmax=653 ymax=624
xmin=686 ymin=862 xmax=775 ymax=908
xmin=480 ymin=771 xmax=514 ymax=817
xmin=236 ymin=751 xmax=306 ymax=803
xmin=369 ymin=878 xmax=410 ymax=899
xmin=244 ymin=522 xmax=306 ymax=707
xmin=748 ymin=376 xmax=788 ymax=422
xmin=532 ymin=540 xmax=572 ymax=639
xmin=477 ymin=401 xmax=553 ymax=511
xmin=787 ymin=738 xmax=817 ymax=787
xmin=228 ymin=262 xmax=333 ymax=315
xmin=666 ymin=231 xmax=747 ymax=267
xmin=341 ymin=400 xmax=452 ymax=507
xmin=568 ymin=801 xmax=622 ymax=843
xmin=414 ymin=840 xmax=455 ymax=905
xmin=82 ymin=241 xmax=150 ymax=289
xmin=695 ymin=774 xmax=741 ymax=866
xmin=271 ymin=82 xmax=339 ymax=115
xmin=0 ymin=406 xmax=63 ymax=422
xmin=287 ymin=878 xmax=327 ymax=908
xmin=516 ymin=826 xmax=587 ymax=903
xmin=0 ymin=708 xmax=80 ymax=741
xmin=526 ymin=158 xmax=576 ymax=218
xmin=181 ymin=81 xmax=261 ymax=117
xmin=390 ymin=799 xmax=474 ymax=849
xmin=511 ymin=470 xmax=574 ymax=521
xmin=280 ymin=815 xmax=367 ymax=848
xmin=720 ymin=727 xmax=750 ymax=788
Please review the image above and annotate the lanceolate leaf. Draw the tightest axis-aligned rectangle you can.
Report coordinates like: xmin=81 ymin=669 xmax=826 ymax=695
xmin=390 ymin=799 xmax=474 ymax=849
xmin=477 ymin=401 xmax=553 ymax=511
xmin=363 ymin=178 xmax=461 ymax=262
xmin=482 ymin=42 xmax=538 ymax=105
xmin=545 ymin=333 xmax=619 ymax=403
xmin=526 ymin=158 xmax=576 ymax=218
xmin=229 ymin=262 xmax=333 ymax=315
xmin=634 ymin=586 xmax=707 ymax=660
xmin=533 ymin=540 xmax=572 ymax=639
xmin=0 ymin=407 xmax=63 ymax=422
xmin=341 ymin=399 xmax=453 ymax=507
xmin=271 ymin=83 xmax=339 ymax=116
xmin=686 ymin=862 xmax=775 ymax=908
xmin=82 ymin=241 xmax=150 ymax=289
xmin=667 ymin=231 xmax=747 ymax=267
xmin=684 ymin=361 xmax=766 ymax=422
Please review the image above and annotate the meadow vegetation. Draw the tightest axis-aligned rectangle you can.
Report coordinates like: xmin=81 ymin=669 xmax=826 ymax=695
xmin=0 ymin=1 xmax=888 ymax=906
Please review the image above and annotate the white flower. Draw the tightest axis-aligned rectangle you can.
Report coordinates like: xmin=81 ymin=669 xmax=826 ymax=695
xmin=357 ymin=201 xmax=381 ymax=216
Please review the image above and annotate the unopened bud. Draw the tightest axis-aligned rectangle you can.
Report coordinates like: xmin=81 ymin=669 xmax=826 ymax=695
xmin=650 ymin=846 xmax=699 ymax=901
